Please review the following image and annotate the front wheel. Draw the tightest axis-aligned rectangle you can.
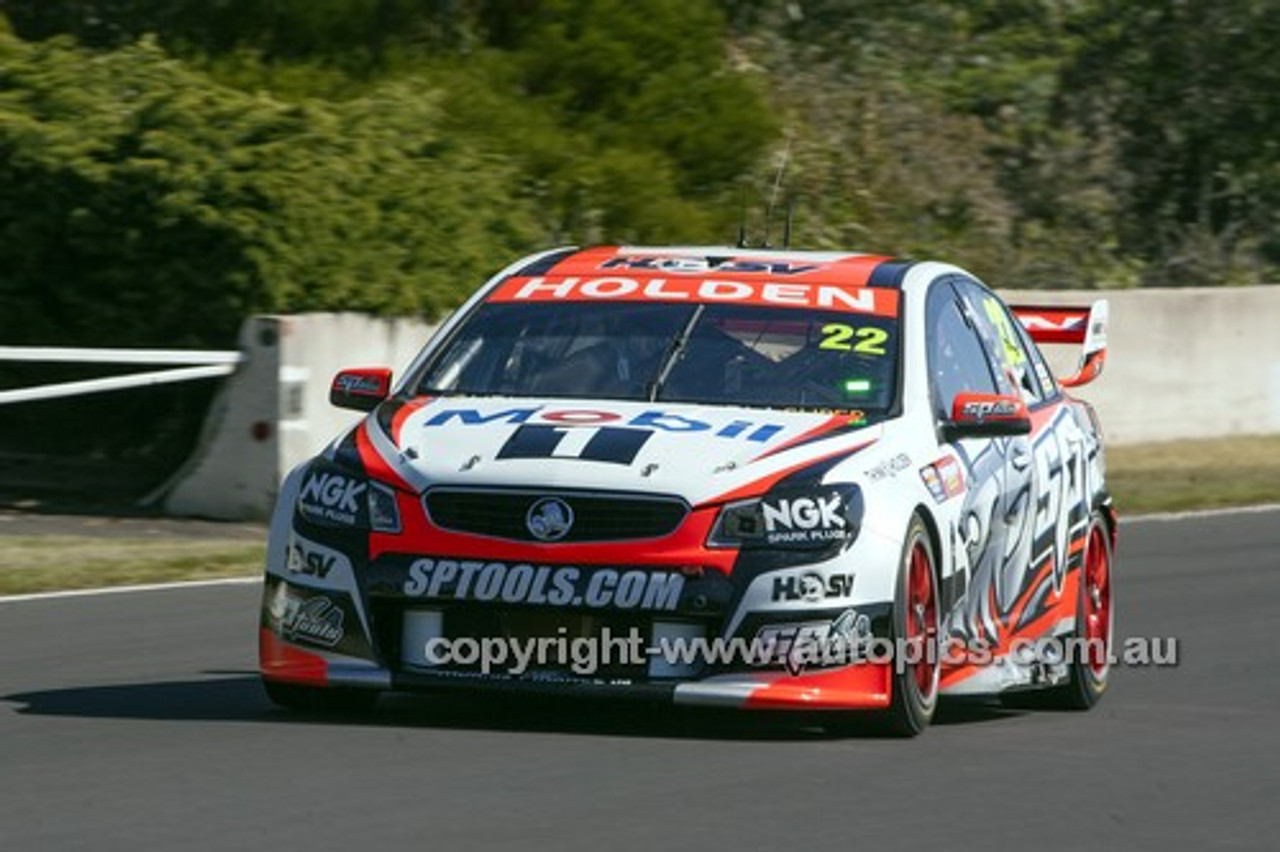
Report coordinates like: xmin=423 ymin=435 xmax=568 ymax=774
xmin=878 ymin=515 xmax=941 ymax=736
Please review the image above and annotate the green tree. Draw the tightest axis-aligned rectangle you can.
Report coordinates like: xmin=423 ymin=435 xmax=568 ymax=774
xmin=0 ymin=33 xmax=540 ymax=349
xmin=1063 ymin=0 xmax=1280 ymax=286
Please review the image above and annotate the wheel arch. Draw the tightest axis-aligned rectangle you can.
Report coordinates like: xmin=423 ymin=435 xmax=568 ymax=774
xmin=1093 ymin=491 xmax=1118 ymax=555
xmin=912 ymin=502 xmax=946 ymax=584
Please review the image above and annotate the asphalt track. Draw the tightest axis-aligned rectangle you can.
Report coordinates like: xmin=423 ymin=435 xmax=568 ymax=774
xmin=2 ymin=508 xmax=1278 ymax=852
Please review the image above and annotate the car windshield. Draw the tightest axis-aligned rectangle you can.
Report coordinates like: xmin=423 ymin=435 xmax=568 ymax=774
xmin=415 ymin=301 xmax=899 ymax=412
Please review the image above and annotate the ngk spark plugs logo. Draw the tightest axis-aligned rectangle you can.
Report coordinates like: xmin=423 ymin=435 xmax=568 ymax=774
xmin=760 ymin=494 xmax=847 ymax=545
xmin=298 ymin=469 xmax=367 ymax=526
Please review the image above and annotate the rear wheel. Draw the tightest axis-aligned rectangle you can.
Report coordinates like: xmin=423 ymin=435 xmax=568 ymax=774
xmin=262 ymin=679 xmax=379 ymax=715
xmin=878 ymin=515 xmax=940 ymax=737
xmin=1043 ymin=514 xmax=1113 ymax=709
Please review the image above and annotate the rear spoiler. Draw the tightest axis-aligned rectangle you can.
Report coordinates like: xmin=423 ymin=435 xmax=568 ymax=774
xmin=1010 ymin=300 xmax=1108 ymax=388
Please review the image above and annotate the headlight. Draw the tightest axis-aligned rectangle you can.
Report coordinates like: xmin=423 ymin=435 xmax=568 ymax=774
xmin=707 ymin=485 xmax=863 ymax=550
xmin=707 ymin=499 xmax=768 ymax=548
xmin=367 ymin=481 xmax=402 ymax=533
xmin=296 ymin=463 xmax=402 ymax=533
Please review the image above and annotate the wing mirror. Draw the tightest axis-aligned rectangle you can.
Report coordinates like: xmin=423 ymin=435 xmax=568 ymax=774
xmin=941 ymin=392 xmax=1031 ymax=441
xmin=330 ymin=368 xmax=392 ymax=411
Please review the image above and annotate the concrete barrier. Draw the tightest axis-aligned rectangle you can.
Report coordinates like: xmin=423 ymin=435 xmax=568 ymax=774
xmin=273 ymin=312 xmax=437 ymax=481
xmin=1000 ymin=288 xmax=1280 ymax=445
xmin=160 ymin=317 xmax=282 ymax=519
xmin=158 ymin=288 xmax=1279 ymax=518
xmin=162 ymin=313 xmax=436 ymax=519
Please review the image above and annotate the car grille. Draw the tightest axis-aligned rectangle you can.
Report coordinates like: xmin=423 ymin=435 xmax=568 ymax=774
xmin=423 ymin=488 xmax=688 ymax=542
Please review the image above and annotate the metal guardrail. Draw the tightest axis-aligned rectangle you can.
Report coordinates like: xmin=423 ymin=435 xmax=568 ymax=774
xmin=0 ymin=346 xmax=244 ymax=405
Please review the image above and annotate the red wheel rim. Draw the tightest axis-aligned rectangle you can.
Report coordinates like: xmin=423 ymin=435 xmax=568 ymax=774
xmin=906 ymin=540 xmax=939 ymax=700
xmin=1083 ymin=524 xmax=1112 ymax=675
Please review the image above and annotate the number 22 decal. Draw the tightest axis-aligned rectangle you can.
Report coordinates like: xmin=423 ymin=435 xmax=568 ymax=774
xmin=820 ymin=324 xmax=889 ymax=355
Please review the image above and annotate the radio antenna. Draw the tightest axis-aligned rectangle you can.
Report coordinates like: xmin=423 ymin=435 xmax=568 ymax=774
xmin=762 ymin=136 xmax=792 ymax=248
xmin=782 ymin=202 xmax=794 ymax=249
xmin=735 ymin=182 xmax=749 ymax=248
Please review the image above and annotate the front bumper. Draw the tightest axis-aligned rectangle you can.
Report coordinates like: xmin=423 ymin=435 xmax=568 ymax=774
xmin=261 ymin=568 xmax=895 ymax=711
xmin=260 ymin=499 xmax=903 ymax=711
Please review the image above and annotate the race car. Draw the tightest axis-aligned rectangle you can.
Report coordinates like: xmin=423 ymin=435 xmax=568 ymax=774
xmin=259 ymin=245 xmax=1115 ymax=736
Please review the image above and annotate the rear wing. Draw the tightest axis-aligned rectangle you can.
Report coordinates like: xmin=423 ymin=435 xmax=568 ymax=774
xmin=1010 ymin=300 xmax=1108 ymax=388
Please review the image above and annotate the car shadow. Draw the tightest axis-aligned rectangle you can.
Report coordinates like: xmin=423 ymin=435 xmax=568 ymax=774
xmin=3 ymin=673 xmax=1025 ymax=740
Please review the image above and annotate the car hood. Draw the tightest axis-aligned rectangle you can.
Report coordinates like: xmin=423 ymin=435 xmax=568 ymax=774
xmin=359 ymin=395 xmax=883 ymax=507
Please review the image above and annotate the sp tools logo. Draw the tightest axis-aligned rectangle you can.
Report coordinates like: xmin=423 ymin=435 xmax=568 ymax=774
xmin=525 ymin=497 xmax=574 ymax=542
xmin=402 ymin=559 xmax=686 ymax=611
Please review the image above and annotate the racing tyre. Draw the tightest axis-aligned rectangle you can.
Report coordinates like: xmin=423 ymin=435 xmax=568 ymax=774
xmin=262 ymin=679 xmax=380 ymax=715
xmin=877 ymin=515 xmax=941 ymax=737
xmin=1042 ymin=514 xmax=1113 ymax=709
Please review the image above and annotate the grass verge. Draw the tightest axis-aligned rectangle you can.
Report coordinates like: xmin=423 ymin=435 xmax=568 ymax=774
xmin=1107 ymin=434 xmax=1280 ymax=515
xmin=0 ymin=537 xmax=265 ymax=596
xmin=1 ymin=435 xmax=1277 ymax=595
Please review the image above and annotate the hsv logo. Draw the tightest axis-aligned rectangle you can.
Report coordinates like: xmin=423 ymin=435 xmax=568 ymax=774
xmin=599 ymin=256 xmax=820 ymax=276
xmin=287 ymin=543 xmax=336 ymax=579
xmin=771 ymin=571 xmax=856 ymax=603
xmin=488 ymin=275 xmax=898 ymax=316
xmin=282 ymin=536 xmax=350 ymax=588
xmin=298 ymin=470 xmax=367 ymax=526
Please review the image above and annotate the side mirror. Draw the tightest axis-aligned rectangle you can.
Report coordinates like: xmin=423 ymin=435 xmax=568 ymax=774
xmin=941 ymin=392 xmax=1031 ymax=441
xmin=330 ymin=368 xmax=392 ymax=411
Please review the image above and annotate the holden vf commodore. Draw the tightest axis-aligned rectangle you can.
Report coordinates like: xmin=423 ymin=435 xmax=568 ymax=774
xmin=260 ymin=245 xmax=1115 ymax=736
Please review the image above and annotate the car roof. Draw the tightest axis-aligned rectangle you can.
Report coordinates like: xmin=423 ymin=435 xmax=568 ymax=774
xmin=507 ymin=245 xmax=915 ymax=290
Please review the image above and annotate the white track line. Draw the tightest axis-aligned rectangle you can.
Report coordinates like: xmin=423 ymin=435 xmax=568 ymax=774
xmin=1122 ymin=502 xmax=1280 ymax=525
xmin=2 ymin=504 xmax=1278 ymax=604
xmin=0 ymin=575 xmax=261 ymax=604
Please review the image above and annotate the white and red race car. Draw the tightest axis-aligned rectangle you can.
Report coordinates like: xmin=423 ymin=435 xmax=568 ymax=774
xmin=260 ymin=246 xmax=1115 ymax=735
